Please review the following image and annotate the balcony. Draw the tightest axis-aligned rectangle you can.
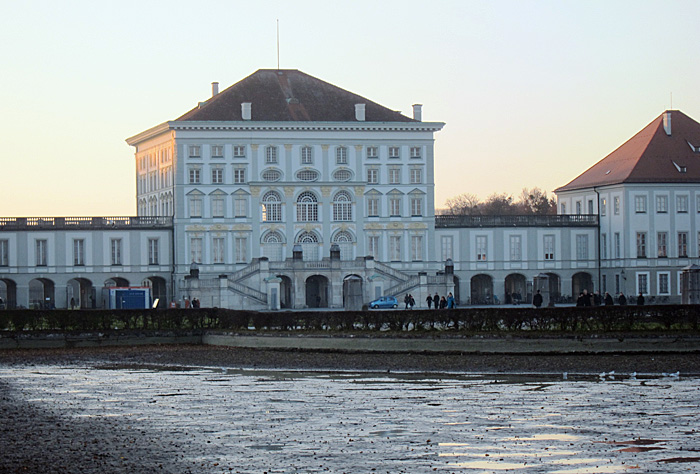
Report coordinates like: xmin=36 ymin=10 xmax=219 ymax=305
xmin=0 ymin=216 xmax=173 ymax=231
xmin=435 ymin=214 xmax=598 ymax=228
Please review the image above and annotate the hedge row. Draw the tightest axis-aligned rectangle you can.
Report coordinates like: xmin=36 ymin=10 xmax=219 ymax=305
xmin=1 ymin=305 xmax=698 ymax=333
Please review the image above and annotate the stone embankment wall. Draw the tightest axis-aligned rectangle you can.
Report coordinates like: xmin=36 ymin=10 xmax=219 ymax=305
xmin=1 ymin=330 xmax=699 ymax=354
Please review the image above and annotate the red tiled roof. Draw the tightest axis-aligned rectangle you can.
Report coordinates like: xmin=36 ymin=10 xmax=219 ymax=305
xmin=555 ymin=110 xmax=700 ymax=192
xmin=176 ymin=69 xmax=415 ymax=123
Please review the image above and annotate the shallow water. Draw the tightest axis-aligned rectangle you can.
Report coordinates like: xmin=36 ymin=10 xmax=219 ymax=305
xmin=1 ymin=365 xmax=699 ymax=473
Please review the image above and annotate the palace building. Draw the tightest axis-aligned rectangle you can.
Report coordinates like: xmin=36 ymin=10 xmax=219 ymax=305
xmin=1 ymin=70 xmax=698 ymax=309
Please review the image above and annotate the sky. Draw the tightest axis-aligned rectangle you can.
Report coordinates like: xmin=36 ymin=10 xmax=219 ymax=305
xmin=1 ymin=0 xmax=699 ymax=216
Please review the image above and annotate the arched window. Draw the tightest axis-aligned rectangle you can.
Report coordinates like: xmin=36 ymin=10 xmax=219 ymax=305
xmin=333 ymin=191 xmax=353 ymax=221
xmin=262 ymin=191 xmax=282 ymax=222
xmin=297 ymin=231 xmax=320 ymax=261
xmin=262 ymin=231 xmax=284 ymax=261
xmin=297 ymin=191 xmax=318 ymax=222
xmin=333 ymin=231 xmax=354 ymax=261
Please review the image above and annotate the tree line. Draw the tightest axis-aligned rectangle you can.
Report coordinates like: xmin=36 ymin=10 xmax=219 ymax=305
xmin=440 ymin=187 xmax=557 ymax=216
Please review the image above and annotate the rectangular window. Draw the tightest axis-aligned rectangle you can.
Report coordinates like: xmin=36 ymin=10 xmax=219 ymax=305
xmin=678 ymin=232 xmax=688 ymax=257
xmin=233 ymin=145 xmax=246 ymax=158
xmin=602 ymin=274 xmax=607 ymax=293
xmin=148 ymin=238 xmax=159 ymax=265
xmin=333 ymin=200 xmax=352 ymax=222
xmin=677 ymin=195 xmax=688 ymax=213
xmin=211 ymin=145 xmax=224 ymax=157
xmin=212 ymin=197 xmax=225 ymax=218
xmin=389 ymin=197 xmax=401 ymax=216
xmin=262 ymin=202 xmax=281 ymax=222
xmin=614 ymin=232 xmax=621 ymax=258
xmin=0 ymin=239 xmax=8 ymax=266
xmin=265 ymin=146 xmax=277 ymax=164
xmin=212 ymin=237 xmax=225 ymax=264
xmin=576 ymin=234 xmax=588 ymax=260
xmin=615 ymin=274 xmax=620 ymax=295
xmin=441 ymin=236 xmax=453 ymax=261
xmin=636 ymin=232 xmax=647 ymax=258
xmin=190 ymin=237 xmax=202 ymax=264
xmin=476 ymin=236 xmax=487 ymax=261
xmin=614 ymin=196 xmax=620 ymax=215
xmin=600 ymin=198 xmax=606 ymax=216
xmin=36 ymin=240 xmax=48 ymax=266
xmin=389 ymin=236 xmax=401 ymax=261
xmin=410 ymin=146 xmax=421 ymax=158
xmin=233 ymin=168 xmax=246 ymax=184
xmin=212 ymin=168 xmax=223 ymax=184
xmin=366 ymin=146 xmax=378 ymax=158
xmin=637 ymin=273 xmax=648 ymax=295
xmin=301 ymin=146 xmax=313 ymax=164
xmin=189 ymin=168 xmax=200 ymax=184
xmin=368 ymin=236 xmax=380 ymax=259
xmin=367 ymin=197 xmax=379 ymax=217
xmin=410 ymin=197 xmax=422 ymax=216
xmin=235 ymin=237 xmax=247 ymax=263
xmin=367 ymin=168 xmax=378 ymax=184
xmin=509 ymin=235 xmax=522 ymax=261
xmin=658 ymin=272 xmax=670 ymax=295
xmin=411 ymin=235 xmax=423 ymax=261
xmin=73 ymin=239 xmax=84 ymax=266
xmin=601 ymin=233 xmax=607 ymax=259
xmin=189 ymin=197 xmax=202 ymax=217
xmin=234 ymin=198 xmax=247 ymax=217
xmin=544 ymin=235 xmax=554 ymax=260
xmin=388 ymin=168 xmax=401 ymax=184
xmin=635 ymin=195 xmax=647 ymax=213
xmin=409 ymin=168 xmax=422 ymax=184
xmin=336 ymin=146 xmax=347 ymax=164
xmin=657 ymin=232 xmax=667 ymax=257
xmin=587 ymin=200 xmax=594 ymax=215
xmin=561 ymin=203 xmax=566 ymax=214
xmin=110 ymin=238 xmax=122 ymax=266
xmin=656 ymin=195 xmax=668 ymax=213
xmin=388 ymin=146 xmax=400 ymax=158
xmin=188 ymin=145 xmax=200 ymax=158
xmin=576 ymin=202 xmax=582 ymax=215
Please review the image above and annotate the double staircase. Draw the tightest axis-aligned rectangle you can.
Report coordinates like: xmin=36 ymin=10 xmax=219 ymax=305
xmin=373 ymin=261 xmax=421 ymax=297
xmin=226 ymin=259 xmax=267 ymax=304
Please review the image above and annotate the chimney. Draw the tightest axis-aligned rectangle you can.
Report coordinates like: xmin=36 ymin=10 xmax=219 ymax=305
xmin=211 ymin=82 xmax=219 ymax=97
xmin=241 ymin=102 xmax=252 ymax=120
xmin=412 ymin=104 xmax=423 ymax=121
xmin=663 ymin=111 xmax=672 ymax=136
xmin=355 ymin=103 xmax=366 ymax=121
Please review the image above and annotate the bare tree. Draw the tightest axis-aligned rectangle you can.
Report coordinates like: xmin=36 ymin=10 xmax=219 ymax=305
xmin=443 ymin=188 xmax=557 ymax=216
xmin=519 ymin=187 xmax=557 ymax=215
xmin=444 ymin=193 xmax=480 ymax=215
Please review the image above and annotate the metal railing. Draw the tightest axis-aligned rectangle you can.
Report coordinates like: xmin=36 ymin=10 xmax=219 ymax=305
xmin=227 ymin=280 xmax=267 ymax=303
xmin=373 ymin=261 xmax=411 ymax=282
xmin=386 ymin=275 xmax=421 ymax=297
xmin=435 ymin=214 xmax=598 ymax=228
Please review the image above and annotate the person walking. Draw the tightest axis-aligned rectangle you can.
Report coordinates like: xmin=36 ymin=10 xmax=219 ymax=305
xmin=446 ymin=292 xmax=455 ymax=309
xmin=637 ymin=292 xmax=645 ymax=305
xmin=618 ymin=293 xmax=627 ymax=306
xmin=533 ymin=289 xmax=543 ymax=308
xmin=604 ymin=292 xmax=614 ymax=305
xmin=439 ymin=296 xmax=447 ymax=309
xmin=404 ymin=294 xmax=410 ymax=310
xmin=433 ymin=293 xmax=440 ymax=310
xmin=426 ymin=294 xmax=433 ymax=309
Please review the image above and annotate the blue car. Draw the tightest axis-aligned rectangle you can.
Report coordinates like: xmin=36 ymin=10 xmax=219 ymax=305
xmin=368 ymin=296 xmax=398 ymax=309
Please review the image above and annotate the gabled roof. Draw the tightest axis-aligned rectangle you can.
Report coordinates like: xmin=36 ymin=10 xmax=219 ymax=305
xmin=555 ymin=110 xmax=700 ymax=193
xmin=176 ymin=69 xmax=415 ymax=123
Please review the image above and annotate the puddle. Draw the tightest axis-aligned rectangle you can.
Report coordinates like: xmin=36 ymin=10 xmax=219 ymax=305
xmin=0 ymin=365 xmax=698 ymax=473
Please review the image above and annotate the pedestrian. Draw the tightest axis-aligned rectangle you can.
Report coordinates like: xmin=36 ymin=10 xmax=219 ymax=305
xmin=184 ymin=297 xmax=191 ymax=309
xmin=70 ymin=297 xmax=76 ymax=310
xmin=637 ymin=292 xmax=645 ymax=305
xmin=433 ymin=293 xmax=439 ymax=310
xmin=439 ymin=296 xmax=447 ymax=309
xmin=409 ymin=294 xmax=415 ymax=309
xmin=618 ymin=293 xmax=627 ymax=306
xmin=533 ymin=289 xmax=543 ymax=308
xmin=604 ymin=292 xmax=614 ymax=305
xmin=593 ymin=291 xmax=601 ymax=306
xmin=426 ymin=294 xmax=433 ymax=309
xmin=582 ymin=289 xmax=592 ymax=306
xmin=446 ymin=292 xmax=455 ymax=309
xmin=404 ymin=294 xmax=410 ymax=309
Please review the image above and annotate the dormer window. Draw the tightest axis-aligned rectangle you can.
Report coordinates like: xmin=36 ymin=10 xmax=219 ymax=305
xmin=672 ymin=161 xmax=687 ymax=173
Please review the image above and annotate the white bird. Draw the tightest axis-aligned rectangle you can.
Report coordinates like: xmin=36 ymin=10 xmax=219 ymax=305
xmin=562 ymin=372 xmax=568 ymax=380
xmin=630 ymin=372 xmax=637 ymax=379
